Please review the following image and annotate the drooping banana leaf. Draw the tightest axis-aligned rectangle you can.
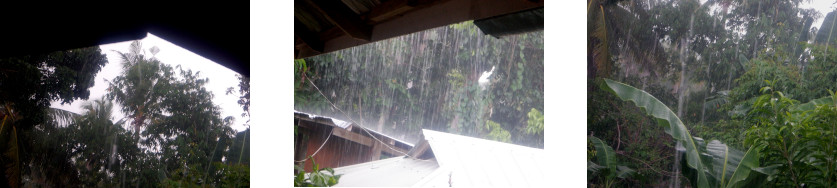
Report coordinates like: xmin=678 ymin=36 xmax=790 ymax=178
xmin=588 ymin=136 xmax=635 ymax=180
xmin=705 ymin=140 xmax=743 ymax=186
xmin=724 ymin=145 xmax=762 ymax=188
xmin=601 ymin=78 xmax=710 ymax=188
xmin=588 ymin=160 xmax=603 ymax=173
xmin=702 ymin=140 xmax=764 ymax=188
xmin=602 ymin=78 xmax=767 ymax=188
xmin=791 ymin=95 xmax=834 ymax=112
xmin=615 ymin=165 xmax=635 ymax=179
xmin=589 ymin=136 xmax=616 ymax=174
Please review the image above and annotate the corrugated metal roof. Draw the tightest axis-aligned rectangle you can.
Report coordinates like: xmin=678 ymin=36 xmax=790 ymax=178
xmin=356 ymin=124 xmax=415 ymax=147
xmin=418 ymin=129 xmax=546 ymax=187
xmin=333 ymin=156 xmax=439 ymax=187
xmin=294 ymin=110 xmax=415 ymax=147
xmin=331 ymin=129 xmax=546 ymax=187
xmin=294 ymin=110 xmax=353 ymax=129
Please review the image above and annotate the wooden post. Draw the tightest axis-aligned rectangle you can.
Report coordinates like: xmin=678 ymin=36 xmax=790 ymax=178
xmin=370 ymin=141 xmax=382 ymax=161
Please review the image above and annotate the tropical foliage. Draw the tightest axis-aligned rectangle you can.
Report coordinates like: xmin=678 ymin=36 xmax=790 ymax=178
xmin=294 ymin=157 xmax=341 ymax=187
xmin=589 ymin=0 xmax=837 ymax=186
xmin=0 ymin=41 xmax=250 ymax=187
xmin=294 ymin=20 xmax=543 ymax=148
xmin=0 ymin=46 xmax=107 ymax=187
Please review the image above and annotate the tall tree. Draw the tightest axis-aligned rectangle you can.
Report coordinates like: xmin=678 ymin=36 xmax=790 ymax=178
xmin=107 ymin=41 xmax=172 ymax=136
xmin=0 ymin=46 xmax=107 ymax=187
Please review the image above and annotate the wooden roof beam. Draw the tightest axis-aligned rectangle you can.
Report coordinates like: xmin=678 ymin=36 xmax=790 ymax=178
xmin=305 ymin=0 xmax=372 ymax=41
xmin=407 ymin=139 xmax=430 ymax=158
xmin=365 ymin=0 xmax=447 ymax=24
xmin=381 ymin=143 xmax=410 ymax=156
xmin=332 ymin=126 xmax=374 ymax=147
xmin=295 ymin=18 xmax=325 ymax=53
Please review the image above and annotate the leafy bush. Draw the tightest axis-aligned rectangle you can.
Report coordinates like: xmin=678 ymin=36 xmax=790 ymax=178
xmin=294 ymin=157 xmax=341 ymax=187
xmin=602 ymin=78 xmax=771 ymax=188
xmin=588 ymin=136 xmax=635 ymax=187
xmin=485 ymin=120 xmax=511 ymax=143
xmin=525 ymin=108 xmax=544 ymax=135
xmin=743 ymin=85 xmax=837 ymax=187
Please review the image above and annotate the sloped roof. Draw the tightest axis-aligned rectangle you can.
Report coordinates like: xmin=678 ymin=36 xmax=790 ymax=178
xmin=294 ymin=110 xmax=414 ymax=147
xmin=330 ymin=129 xmax=546 ymax=187
xmin=420 ymin=129 xmax=546 ymax=187
xmin=332 ymin=157 xmax=439 ymax=187
xmin=294 ymin=110 xmax=353 ymax=129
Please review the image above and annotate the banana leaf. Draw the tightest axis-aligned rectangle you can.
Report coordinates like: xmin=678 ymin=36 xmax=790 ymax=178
xmin=602 ymin=79 xmax=768 ymax=188
xmin=711 ymin=142 xmax=761 ymax=188
xmin=705 ymin=140 xmax=742 ymax=186
xmin=791 ymin=96 xmax=834 ymax=112
xmin=589 ymin=137 xmax=616 ymax=173
xmin=588 ymin=136 xmax=634 ymax=180
xmin=602 ymin=78 xmax=711 ymax=188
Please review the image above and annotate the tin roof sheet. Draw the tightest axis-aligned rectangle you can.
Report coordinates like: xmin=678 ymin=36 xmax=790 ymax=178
xmin=332 ymin=129 xmax=546 ymax=187
xmin=418 ymin=129 xmax=546 ymax=187
xmin=333 ymin=156 xmax=439 ymax=187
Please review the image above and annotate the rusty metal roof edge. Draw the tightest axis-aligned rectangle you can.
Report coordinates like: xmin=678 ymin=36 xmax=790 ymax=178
xmin=293 ymin=110 xmax=415 ymax=147
xmin=293 ymin=110 xmax=352 ymax=129
xmin=353 ymin=124 xmax=415 ymax=147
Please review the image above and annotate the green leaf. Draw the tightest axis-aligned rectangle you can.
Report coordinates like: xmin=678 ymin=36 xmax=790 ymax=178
xmin=328 ymin=176 xmax=337 ymax=186
xmin=325 ymin=168 xmax=334 ymax=175
xmin=588 ymin=160 xmax=604 ymax=174
xmin=601 ymin=78 xmax=710 ymax=188
xmin=705 ymin=140 xmax=739 ymax=186
xmin=295 ymin=171 xmax=305 ymax=184
xmin=791 ymin=96 xmax=833 ymax=112
xmin=615 ymin=165 xmax=635 ymax=179
xmin=724 ymin=145 xmax=760 ymax=188
xmin=589 ymin=136 xmax=616 ymax=175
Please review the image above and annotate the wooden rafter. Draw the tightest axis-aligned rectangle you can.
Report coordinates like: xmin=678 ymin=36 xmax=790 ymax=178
xmin=407 ymin=139 xmax=430 ymax=158
xmin=332 ymin=126 xmax=374 ymax=146
xmin=331 ymin=126 xmax=409 ymax=156
xmin=294 ymin=18 xmax=325 ymax=53
xmin=364 ymin=0 xmax=446 ymax=24
xmin=305 ymin=0 xmax=372 ymax=41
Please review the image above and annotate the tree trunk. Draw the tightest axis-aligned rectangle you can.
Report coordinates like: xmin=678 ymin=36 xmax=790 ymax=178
xmin=701 ymin=57 xmax=711 ymax=125
xmin=377 ymin=105 xmax=390 ymax=132
xmin=729 ymin=42 xmax=739 ymax=91
xmin=677 ymin=38 xmax=688 ymax=118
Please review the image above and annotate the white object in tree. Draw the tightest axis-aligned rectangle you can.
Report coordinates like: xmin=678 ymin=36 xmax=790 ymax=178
xmin=478 ymin=66 xmax=496 ymax=90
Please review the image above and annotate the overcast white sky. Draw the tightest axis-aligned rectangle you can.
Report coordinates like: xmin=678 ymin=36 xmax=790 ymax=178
xmin=802 ymin=0 xmax=837 ymax=28
xmin=49 ymin=33 xmax=248 ymax=132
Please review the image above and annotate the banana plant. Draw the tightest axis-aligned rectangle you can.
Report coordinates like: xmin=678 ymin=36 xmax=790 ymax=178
xmin=600 ymin=78 xmax=771 ymax=188
xmin=791 ymin=94 xmax=834 ymax=112
xmin=587 ymin=136 xmax=634 ymax=187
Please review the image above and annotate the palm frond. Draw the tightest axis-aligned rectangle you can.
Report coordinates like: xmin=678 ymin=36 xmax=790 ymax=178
xmin=590 ymin=5 xmax=612 ymax=78
xmin=47 ymin=108 xmax=81 ymax=127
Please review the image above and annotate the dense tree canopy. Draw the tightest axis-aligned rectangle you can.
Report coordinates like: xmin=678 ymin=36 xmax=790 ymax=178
xmin=0 ymin=41 xmax=249 ymax=187
xmin=588 ymin=0 xmax=837 ymax=186
xmin=0 ymin=46 xmax=107 ymax=187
